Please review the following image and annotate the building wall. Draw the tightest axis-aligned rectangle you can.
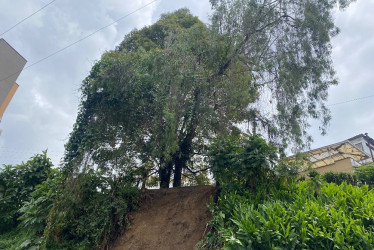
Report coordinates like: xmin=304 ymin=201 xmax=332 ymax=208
xmin=314 ymin=158 xmax=354 ymax=174
xmin=0 ymin=39 xmax=26 ymax=106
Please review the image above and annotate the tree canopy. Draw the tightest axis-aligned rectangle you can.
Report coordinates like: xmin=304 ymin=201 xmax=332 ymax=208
xmin=64 ymin=0 xmax=354 ymax=188
xmin=209 ymin=0 xmax=354 ymax=149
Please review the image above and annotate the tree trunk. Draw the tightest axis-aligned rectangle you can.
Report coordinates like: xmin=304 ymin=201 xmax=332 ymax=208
xmin=159 ymin=159 xmax=173 ymax=188
xmin=173 ymin=133 xmax=194 ymax=187
xmin=173 ymin=88 xmax=199 ymax=187
xmin=173 ymin=156 xmax=187 ymax=187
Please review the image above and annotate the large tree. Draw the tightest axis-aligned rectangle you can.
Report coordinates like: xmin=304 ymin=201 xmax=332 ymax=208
xmin=64 ymin=9 xmax=253 ymax=188
xmin=64 ymin=1 xmax=353 ymax=188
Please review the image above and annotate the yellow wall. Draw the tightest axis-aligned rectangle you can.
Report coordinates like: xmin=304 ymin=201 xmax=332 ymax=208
xmin=314 ymin=158 xmax=354 ymax=174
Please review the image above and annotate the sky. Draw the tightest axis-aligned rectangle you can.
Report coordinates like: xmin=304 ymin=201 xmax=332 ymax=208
xmin=0 ymin=0 xmax=373 ymax=166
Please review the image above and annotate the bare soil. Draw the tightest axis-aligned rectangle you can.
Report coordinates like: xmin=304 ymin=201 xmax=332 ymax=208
xmin=112 ymin=185 xmax=216 ymax=250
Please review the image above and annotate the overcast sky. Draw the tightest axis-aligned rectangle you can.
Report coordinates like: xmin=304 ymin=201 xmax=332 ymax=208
xmin=0 ymin=0 xmax=373 ymax=166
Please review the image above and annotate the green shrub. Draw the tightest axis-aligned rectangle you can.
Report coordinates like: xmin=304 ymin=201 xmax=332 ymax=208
xmin=0 ymin=228 xmax=34 ymax=250
xmin=323 ymin=171 xmax=357 ymax=186
xmin=0 ymin=151 xmax=53 ymax=233
xmin=356 ymin=163 xmax=374 ymax=188
xmin=42 ymin=171 xmax=139 ymax=249
xmin=205 ymin=181 xmax=374 ymax=249
xmin=308 ymin=168 xmax=320 ymax=179
xmin=209 ymin=134 xmax=278 ymax=195
xmin=209 ymin=134 xmax=300 ymax=205
xmin=1 ymin=152 xmax=139 ymax=250
xmin=12 ymin=169 xmax=62 ymax=250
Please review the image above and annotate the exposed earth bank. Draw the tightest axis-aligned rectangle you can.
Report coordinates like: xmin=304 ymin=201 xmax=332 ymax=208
xmin=112 ymin=185 xmax=216 ymax=250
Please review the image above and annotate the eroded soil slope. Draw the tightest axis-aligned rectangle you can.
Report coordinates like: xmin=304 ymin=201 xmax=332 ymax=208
xmin=112 ymin=185 xmax=215 ymax=250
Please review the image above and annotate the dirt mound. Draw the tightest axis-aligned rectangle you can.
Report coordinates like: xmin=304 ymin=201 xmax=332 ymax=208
xmin=112 ymin=185 xmax=216 ymax=250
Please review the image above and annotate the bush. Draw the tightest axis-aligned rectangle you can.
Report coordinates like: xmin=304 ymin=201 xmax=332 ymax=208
xmin=0 ymin=151 xmax=53 ymax=233
xmin=0 ymin=228 xmax=33 ymax=250
xmin=1 ymin=151 xmax=140 ymax=250
xmin=209 ymin=134 xmax=300 ymax=205
xmin=356 ymin=163 xmax=374 ymax=188
xmin=323 ymin=171 xmax=357 ymax=186
xmin=308 ymin=169 xmax=320 ymax=179
xmin=42 ymin=171 xmax=139 ymax=249
xmin=209 ymin=134 xmax=278 ymax=195
xmin=205 ymin=181 xmax=374 ymax=249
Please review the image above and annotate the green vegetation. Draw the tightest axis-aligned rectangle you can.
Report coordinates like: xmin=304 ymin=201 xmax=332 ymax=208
xmin=0 ymin=151 xmax=53 ymax=234
xmin=199 ymin=136 xmax=374 ymax=249
xmin=204 ymin=182 xmax=374 ymax=249
xmin=42 ymin=172 xmax=139 ymax=249
xmin=0 ymin=152 xmax=139 ymax=250
xmin=323 ymin=171 xmax=358 ymax=185
xmin=0 ymin=152 xmax=54 ymax=249
xmin=356 ymin=163 xmax=374 ymax=188
xmin=320 ymin=164 xmax=374 ymax=187
xmin=2 ymin=0 xmax=365 ymax=249
xmin=64 ymin=0 xmax=352 ymax=190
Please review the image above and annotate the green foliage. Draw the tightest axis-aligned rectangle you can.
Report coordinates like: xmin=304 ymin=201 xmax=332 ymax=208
xmin=64 ymin=8 xmax=254 ymax=188
xmin=323 ymin=164 xmax=374 ymax=188
xmin=210 ymin=0 xmax=355 ymax=148
xmin=0 ymin=151 xmax=53 ymax=233
xmin=65 ymin=0 xmax=354 ymax=188
xmin=355 ymin=163 xmax=374 ymax=188
xmin=323 ymin=171 xmax=358 ymax=186
xmin=0 ymin=228 xmax=37 ymax=250
xmin=11 ymin=169 xmax=62 ymax=250
xmin=117 ymin=8 xmax=201 ymax=52
xmin=42 ymin=171 xmax=139 ymax=249
xmin=205 ymin=181 xmax=374 ymax=249
xmin=0 ymin=151 xmax=139 ymax=250
xmin=182 ymin=170 xmax=212 ymax=186
xmin=202 ymin=134 xmax=373 ymax=249
xmin=308 ymin=169 xmax=320 ymax=179
xmin=209 ymin=134 xmax=279 ymax=194
xmin=1 ymin=2 xmax=360 ymax=248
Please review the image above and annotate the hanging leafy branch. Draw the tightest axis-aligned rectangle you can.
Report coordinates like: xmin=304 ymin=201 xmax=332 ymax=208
xmin=210 ymin=0 xmax=355 ymax=150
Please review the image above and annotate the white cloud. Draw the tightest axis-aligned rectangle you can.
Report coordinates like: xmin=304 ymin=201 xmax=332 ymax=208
xmin=32 ymin=89 xmax=50 ymax=108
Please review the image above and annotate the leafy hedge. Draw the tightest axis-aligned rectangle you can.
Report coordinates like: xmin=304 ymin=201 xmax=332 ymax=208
xmin=323 ymin=171 xmax=357 ymax=186
xmin=206 ymin=181 xmax=374 ymax=249
xmin=321 ymin=163 xmax=374 ymax=188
